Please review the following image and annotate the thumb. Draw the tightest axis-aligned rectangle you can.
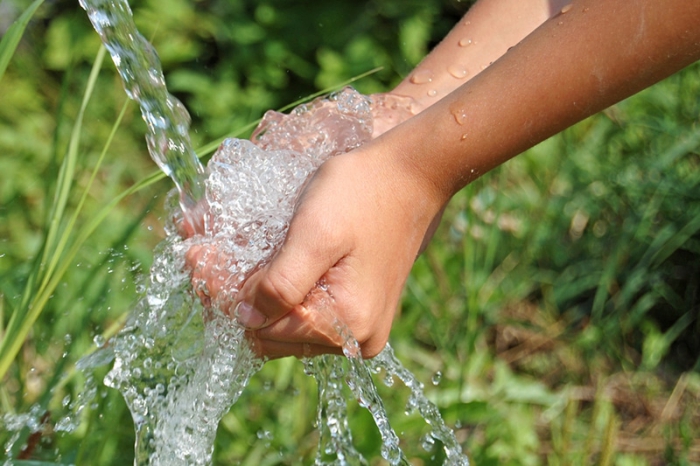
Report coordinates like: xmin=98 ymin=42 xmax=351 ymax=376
xmin=233 ymin=218 xmax=344 ymax=330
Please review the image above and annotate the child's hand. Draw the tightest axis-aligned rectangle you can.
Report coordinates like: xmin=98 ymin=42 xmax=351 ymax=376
xmin=231 ymin=138 xmax=444 ymax=359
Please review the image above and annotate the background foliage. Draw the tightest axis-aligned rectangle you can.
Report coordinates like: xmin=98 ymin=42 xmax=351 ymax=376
xmin=1 ymin=0 xmax=699 ymax=464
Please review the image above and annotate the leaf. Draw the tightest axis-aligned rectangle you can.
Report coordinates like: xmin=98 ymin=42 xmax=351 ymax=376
xmin=0 ymin=0 xmax=45 ymax=84
xmin=0 ymin=47 xmax=106 ymax=381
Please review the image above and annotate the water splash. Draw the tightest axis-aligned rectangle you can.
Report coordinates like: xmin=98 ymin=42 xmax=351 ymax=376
xmin=99 ymin=88 xmax=469 ymax=464
xmin=78 ymin=0 xmax=206 ymax=225
xmin=369 ymin=345 xmax=466 ymax=465
xmin=76 ymin=0 xmax=469 ymax=463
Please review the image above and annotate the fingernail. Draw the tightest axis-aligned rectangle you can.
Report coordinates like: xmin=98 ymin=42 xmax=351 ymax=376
xmin=234 ymin=301 xmax=267 ymax=329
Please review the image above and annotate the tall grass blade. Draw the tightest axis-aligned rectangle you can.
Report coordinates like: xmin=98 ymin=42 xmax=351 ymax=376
xmin=598 ymin=412 xmax=618 ymax=466
xmin=0 ymin=48 xmax=106 ymax=380
xmin=0 ymin=0 xmax=45 ymax=84
xmin=40 ymin=46 xmax=107 ymax=287
xmin=650 ymin=210 xmax=700 ymax=268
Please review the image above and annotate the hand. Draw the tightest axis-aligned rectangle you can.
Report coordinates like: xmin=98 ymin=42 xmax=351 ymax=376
xmin=232 ymin=138 xmax=444 ymax=359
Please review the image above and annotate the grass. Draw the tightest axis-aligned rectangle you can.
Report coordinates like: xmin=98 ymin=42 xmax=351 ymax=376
xmin=1 ymin=0 xmax=699 ymax=464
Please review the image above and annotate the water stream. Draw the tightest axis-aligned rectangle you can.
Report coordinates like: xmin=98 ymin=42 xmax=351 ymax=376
xmin=77 ymin=0 xmax=470 ymax=464
xmin=78 ymin=0 xmax=207 ymax=228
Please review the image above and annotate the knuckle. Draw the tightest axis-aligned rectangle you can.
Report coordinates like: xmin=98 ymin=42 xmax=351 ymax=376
xmin=258 ymin=267 xmax=307 ymax=311
xmin=361 ymin=340 xmax=386 ymax=359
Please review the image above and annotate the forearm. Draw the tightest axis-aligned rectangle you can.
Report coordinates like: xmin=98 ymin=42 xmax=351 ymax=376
xmin=392 ymin=0 xmax=572 ymax=113
xmin=380 ymin=0 xmax=700 ymax=207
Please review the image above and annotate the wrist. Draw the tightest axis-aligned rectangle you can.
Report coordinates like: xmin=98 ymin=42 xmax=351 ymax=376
xmin=360 ymin=127 xmax=451 ymax=229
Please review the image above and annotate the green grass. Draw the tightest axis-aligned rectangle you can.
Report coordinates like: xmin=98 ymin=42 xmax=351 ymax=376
xmin=1 ymin=0 xmax=699 ymax=464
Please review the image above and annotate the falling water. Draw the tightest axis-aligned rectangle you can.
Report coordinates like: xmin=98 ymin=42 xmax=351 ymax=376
xmin=78 ymin=0 xmax=207 ymax=228
xmin=75 ymin=0 xmax=469 ymax=464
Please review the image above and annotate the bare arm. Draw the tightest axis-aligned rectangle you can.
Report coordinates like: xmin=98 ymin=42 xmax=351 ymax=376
xmin=372 ymin=0 xmax=570 ymax=136
xmin=391 ymin=0 xmax=700 ymax=203
xmin=213 ymin=0 xmax=700 ymax=358
xmin=391 ymin=0 xmax=571 ymax=112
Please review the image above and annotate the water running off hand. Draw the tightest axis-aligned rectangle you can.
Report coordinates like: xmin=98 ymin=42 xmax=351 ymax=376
xmin=79 ymin=1 xmax=469 ymax=464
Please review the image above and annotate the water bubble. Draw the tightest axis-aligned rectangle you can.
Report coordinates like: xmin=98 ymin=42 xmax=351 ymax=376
xmin=431 ymin=371 xmax=442 ymax=386
xmin=427 ymin=89 xmax=438 ymax=97
xmin=458 ymin=38 xmax=473 ymax=47
xmin=409 ymin=69 xmax=433 ymax=84
xmin=93 ymin=334 xmax=105 ymax=348
xmin=452 ymin=108 xmax=468 ymax=125
xmin=383 ymin=374 xmax=395 ymax=387
xmin=421 ymin=434 xmax=436 ymax=451
xmin=67 ymin=16 xmax=470 ymax=458
xmin=560 ymin=4 xmax=573 ymax=13
xmin=448 ymin=65 xmax=468 ymax=79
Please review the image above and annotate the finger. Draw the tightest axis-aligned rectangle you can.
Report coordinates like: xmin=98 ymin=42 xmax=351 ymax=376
xmin=253 ymin=287 xmax=392 ymax=359
xmin=234 ymin=208 xmax=347 ymax=329
xmin=250 ymin=333 xmax=388 ymax=360
xmin=253 ymin=302 xmax=347 ymax=347
xmin=250 ymin=338 xmax=343 ymax=360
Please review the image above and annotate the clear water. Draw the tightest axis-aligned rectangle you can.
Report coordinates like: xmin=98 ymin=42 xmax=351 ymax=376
xmin=76 ymin=1 xmax=470 ymax=464
xmin=78 ymin=0 xmax=207 ymax=226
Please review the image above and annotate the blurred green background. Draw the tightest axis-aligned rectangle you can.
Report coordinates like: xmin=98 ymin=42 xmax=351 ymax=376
xmin=1 ymin=0 xmax=699 ymax=464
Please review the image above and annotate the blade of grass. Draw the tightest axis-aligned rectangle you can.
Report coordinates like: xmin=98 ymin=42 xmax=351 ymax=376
xmin=650 ymin=210 xmax=700 ymax=268
xmin=0 ymin=0 xmax=45 ymax=84
xmin=598 ymin=411 xmax=618 ymax=466
xmin=39 ymin=46 xmax=108 ymax=290
xmin=483 ymin=171 xmax=506 ymax=273
xmin=0 ymin=48 xmax=108 ymax=380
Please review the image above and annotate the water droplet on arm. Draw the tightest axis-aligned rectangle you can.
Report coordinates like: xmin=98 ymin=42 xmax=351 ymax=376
xmin=451 ymin=108 xmax=468 ymax=125
xmin=448 ymin=65 xmax=468 ymax=79
xmin=409 ymin=69 xmax=433 ymax=84
xmin=458 ymin=38 xmax=473 ymax=47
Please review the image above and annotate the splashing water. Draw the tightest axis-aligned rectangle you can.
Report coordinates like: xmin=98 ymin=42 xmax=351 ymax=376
xmin=76 ymin=0 xmax=469 ymax=464
xmin=78 ymin=0 xmax=207 ymax=227
xmin=101 ymin=86 xmax=468 ymax=465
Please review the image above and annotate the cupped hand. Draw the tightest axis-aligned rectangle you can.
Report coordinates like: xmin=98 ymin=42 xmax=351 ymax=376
xmin=232 ymin=137 xmax=444 ymax=359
